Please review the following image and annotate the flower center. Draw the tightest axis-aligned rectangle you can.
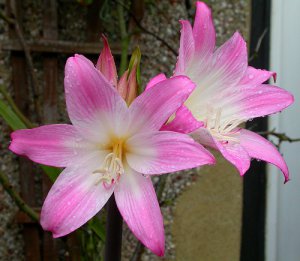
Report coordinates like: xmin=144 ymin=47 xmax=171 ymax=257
xmin=204 ymin=106 xmax=244 ymax=142
xmin=93 ymin=140 xmax=125 ymax=188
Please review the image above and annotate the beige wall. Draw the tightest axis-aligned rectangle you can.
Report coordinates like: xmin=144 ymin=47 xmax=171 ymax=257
xmin=173 ymin=155 xmax=243 ymax=261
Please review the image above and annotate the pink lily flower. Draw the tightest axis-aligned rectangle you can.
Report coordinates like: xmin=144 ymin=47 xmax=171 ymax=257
xmin=9 ymin=53 xmax=215 ymax=255
xmin=163 ymin=1 xmax=294 ymax=182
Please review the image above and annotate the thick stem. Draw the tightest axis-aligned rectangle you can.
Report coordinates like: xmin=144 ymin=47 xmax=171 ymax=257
xmin=0 ymin=170 xmax=39 ymax=222
xmin=104 ymin=195 xmax=123 ymax=261
xmin=117 ymin=1 xmax=129 ymax=75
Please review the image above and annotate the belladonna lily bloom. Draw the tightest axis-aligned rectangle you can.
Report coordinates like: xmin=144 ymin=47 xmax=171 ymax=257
xmin=161 ymin=1 xmax=294 ymax=182
xmin=9 ymin=54 xmax=215 ymax=255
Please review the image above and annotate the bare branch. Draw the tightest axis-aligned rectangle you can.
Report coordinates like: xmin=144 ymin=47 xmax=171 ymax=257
xmin=249 ymin=28 xmax=268 ymax=62
xmin=0 ymin=8 xmax=42 ymax=122
xmin=258 ymin=129 xmax=300 ymax=146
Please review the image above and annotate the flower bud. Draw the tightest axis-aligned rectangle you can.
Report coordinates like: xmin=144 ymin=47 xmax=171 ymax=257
xmin=117 ymin=47 xmax=141 ymax=105
xmin=96 ymin=35 xmax=118 ymax=87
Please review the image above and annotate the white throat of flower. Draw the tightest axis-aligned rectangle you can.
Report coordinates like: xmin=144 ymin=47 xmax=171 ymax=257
xmin=93 ymin=139 xmax=125 ymax=188
xmin=204 ymin=106 xmax=244 ymax=142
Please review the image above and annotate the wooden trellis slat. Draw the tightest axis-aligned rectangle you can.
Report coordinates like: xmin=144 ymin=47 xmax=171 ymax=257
xmin=42 ymin=0 xmax=59 ymax=260
xmin=2 ymin=39 xmax=123 ymax=54
xmin=7 ymin=0 xmax=42 ymax=258
xmin=5 ymin=0 xmax=145 ymax=259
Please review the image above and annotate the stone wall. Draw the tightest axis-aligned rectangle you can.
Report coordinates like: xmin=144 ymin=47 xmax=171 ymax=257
xmin=0 ymin=0 xmax=251 ymax=260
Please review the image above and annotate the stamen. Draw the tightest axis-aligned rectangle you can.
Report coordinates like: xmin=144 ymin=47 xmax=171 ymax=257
xmin=93 ymin=140 xmax=125 ymax=187
xmin=214 ymin=108 xmax=221 ymax=132
xmin=204 ymin=105 xmax=243 ymax=143
xmin=222 ymin=118 xmax=244 ymax=133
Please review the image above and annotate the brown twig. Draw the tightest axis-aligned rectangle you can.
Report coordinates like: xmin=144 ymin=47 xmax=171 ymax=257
xmin=248 ymin=28 xmax=268 ymax=62
xmin=258 ymin=129 xmax=300 ymax=147
xmin=0 ymin=9 xmax=42 ymax=122
xmin=114 ymin=0 xmax=178 ymax=57
xmin=0 ymin=9 xmax=14 ymax=24
xmin=0 ymin=170 xmax=40 ymax=222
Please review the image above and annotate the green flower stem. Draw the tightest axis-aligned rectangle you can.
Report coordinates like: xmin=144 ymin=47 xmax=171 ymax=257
xmin=0 ymin=170 xmax=39 ymax=222
xmin=0 ymin=84 xmax=34 ymax=128
xmin=117 ymin=1 xmax=129 ymax=75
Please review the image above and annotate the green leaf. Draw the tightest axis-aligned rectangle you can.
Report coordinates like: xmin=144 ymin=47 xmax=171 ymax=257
xmin=88 ymin=217 xmax=106 ymax=241
xmin=40 ymin=165 xmax=61 ymax=182
xmin=0 ymin=98 xmax=60 ymax=182
xmin=128 ymin=47 xmax=141 ymax=73
xmin=76 ymin=0 xmax=93 ymax=5
xmin=0 ymin=99 xmax=27 ymax=130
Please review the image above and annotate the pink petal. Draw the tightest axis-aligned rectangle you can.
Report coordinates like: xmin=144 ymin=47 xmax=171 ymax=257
xmin=209 ymin=32 xmax=247 ymax=87
xmin=193 ymin=1 xmax=215 ymax=58
xmin=218 ymin=141 xmax=251 ymax=176
xmin=129 ymin=76 xmax=195 ymax=134
xmin=160 ymin=106 xmax=204 ymax=134
xmin=237 ymin=84 xmax=294 ymax=119
xmin=192 ymin=128 xmax=250 ymax=175
xmin=202 ymin=84 xmax=293 ymax=126
xmin=174 ymin=2 xmax=215 ymax=76
xmin=64 ymin=54 xmax=128 ymax=142
xmin=174 ymin=20 xmax=195 ymax=75
xmin=9 ymin=124 xmax=94 ymax=167
xmin=126 ymin=131 xmax=215 ymax=175
xmin=41 ymin=154 xmax=114 ymax=237
xmin=126 ymin=64 xmax=138 ymax=105
xmin=96 ymin=35 xmax=118 ymax=87
xmin=114 ymin=167 xmax=164 ymax=256
xmin=239 ymin=129 xmax=289 ymax=183
xmin=239 ymin=66 xmax=276 ymax=86
xmin=145 ymin=73 xmax=167 ymax=91
xmin=117 ymin=69 xmax=129 ymax=100
xmin=184 ymin=32 xmax=248 ymax=110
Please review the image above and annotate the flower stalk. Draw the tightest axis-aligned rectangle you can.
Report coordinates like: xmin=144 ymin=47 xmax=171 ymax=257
xmin=117 ymin=1 xmax=129 ymax=75
xmin=104 ymin=196 xmax=123 ymax=261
